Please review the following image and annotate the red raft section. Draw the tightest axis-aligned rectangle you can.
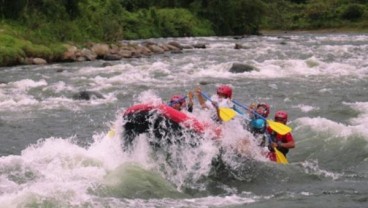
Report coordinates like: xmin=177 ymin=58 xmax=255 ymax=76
xmin=122 ymin=103 xmax=216 ymax=147
xmin=123 ymin=103 xmax=205 ymax=134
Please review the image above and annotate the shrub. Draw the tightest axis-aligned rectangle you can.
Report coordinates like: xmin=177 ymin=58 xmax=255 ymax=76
xmin=339 ymin=4 xmax=365 ymax=21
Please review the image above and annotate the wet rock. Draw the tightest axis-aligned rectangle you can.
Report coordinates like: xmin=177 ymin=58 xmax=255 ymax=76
xmin=103 ymin=53 xmax=122 ymax=61
xmin=193 ymin=43 xmax=206 ymax=49
xmin=168 ymin=41 xmax=183 ymax=49
xmin=234 ymin=43 xmax=250 ymax=50
xmin=62 ymin=45 xmax=78 ymax=61
xmin=91 ymin=43 xmax=110 ymax=58
xmin=229 ymin=63 xmax=258 ymax=73
xmin=72 ymin=91 xmax=105 ymax=100
xmin=32 ymin=58 xmax=47 ymax=65
xmin=81 ymin=48 xmax=97 ymax=61
xmin=199 ymin=81 xmax=210 ymax=85
xmin=101 ymin=62 xmax=113 ymax=67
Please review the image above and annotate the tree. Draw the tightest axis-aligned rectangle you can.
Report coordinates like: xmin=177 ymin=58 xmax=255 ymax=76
xmin=0 ymin=0 xmax=26 ymax=19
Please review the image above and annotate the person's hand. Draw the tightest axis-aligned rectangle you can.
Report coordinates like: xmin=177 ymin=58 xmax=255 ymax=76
xmin=249 ymin=102 xmax=257 ymax=110
xmin=188 ymin=91 xmax=194 ymax=106
xmin=270 ymin=141 xmax=283 ymax=148
xmin=188 ymin=91 xmax=193 ymax=100
xmin=194 ymin=87 xmax=202 ymax=96
xmin=271 ymin=142 xmax=278 ymax=148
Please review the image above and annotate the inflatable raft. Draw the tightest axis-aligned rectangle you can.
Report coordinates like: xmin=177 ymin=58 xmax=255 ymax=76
xmin=122 ymin=103 xmax=208 ymax=148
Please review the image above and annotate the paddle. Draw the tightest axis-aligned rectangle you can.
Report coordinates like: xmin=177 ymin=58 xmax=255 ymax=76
xmin=274 ymin=147 xmax=288 ymax=164
xmin=107 ymin=129 xmax=116 ymax=138
xmin=232 ymin=100 xmax=292 ymax=135
xmin=200 ymin=92 xmax=237 ymax=122
xmin=266 ymin=134 xmax=288 ymax=164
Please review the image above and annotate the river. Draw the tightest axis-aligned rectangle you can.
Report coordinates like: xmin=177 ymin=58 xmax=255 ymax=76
xmin=0 ymin=33 xmax=367 ymax=207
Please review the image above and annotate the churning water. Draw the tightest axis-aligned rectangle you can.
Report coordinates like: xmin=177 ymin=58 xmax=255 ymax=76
xmin=0 ymin=33 xmax=368 ymax=207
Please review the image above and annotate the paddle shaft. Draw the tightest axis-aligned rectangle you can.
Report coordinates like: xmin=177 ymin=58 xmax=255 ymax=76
xmin=200 ymin=92 xmax=220 ymax=115
xmin=200 ymin=92 xmax=238 ymax=122
xmin=232 ymin=99 xmax=267 ymax=121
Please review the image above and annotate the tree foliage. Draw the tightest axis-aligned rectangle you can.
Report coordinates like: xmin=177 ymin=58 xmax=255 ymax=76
xmin=0 ymin=0 xmax=367 ymax=43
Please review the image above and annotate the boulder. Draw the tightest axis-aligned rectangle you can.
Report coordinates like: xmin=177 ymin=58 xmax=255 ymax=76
xmin=62 ymin=45 xmax=78 ymax=61
xmin=103 ymin=53 xmax=122 ymax=61
xmin=91 ymin=43 xmax=110 ymax=58
xmin=72 ymin=91 xmax=105 ymax=100
xmin=234 ymin=43 xmax=250 ymax=50
xmin=32 ymin=58 xmax=47 ymax=65
xmin=81 ymin=48 xmax=97 ymax=61
xmin=229 ymin=63 xmax=258 ymax=73
xmin=193 ymin=43 xmax=206 ymax=49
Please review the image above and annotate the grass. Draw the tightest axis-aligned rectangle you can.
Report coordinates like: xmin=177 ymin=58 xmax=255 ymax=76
xmin=0 ymin=23 xmax=65 ymax=66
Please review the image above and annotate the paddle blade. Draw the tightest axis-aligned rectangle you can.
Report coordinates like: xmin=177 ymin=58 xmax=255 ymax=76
xmin=107 ymin=129 xmax=116 ymax=138
xmin=267 ymin=120 xmax=292 ymax=135
xmin=219 ymin=107 xmax=237 ymax=122
xmin=274 ymin=148 xmax=288 ymax=164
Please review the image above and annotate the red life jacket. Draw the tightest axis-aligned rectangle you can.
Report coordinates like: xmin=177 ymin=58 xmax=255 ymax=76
xmin=267 ymin=126 xmax=294 ymax=156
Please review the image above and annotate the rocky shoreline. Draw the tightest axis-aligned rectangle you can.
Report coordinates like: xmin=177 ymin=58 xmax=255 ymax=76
xmin=7 ymin=29 xmax=366 ymax=67
xmin=18 ymin=41 xmax=207 ymax=66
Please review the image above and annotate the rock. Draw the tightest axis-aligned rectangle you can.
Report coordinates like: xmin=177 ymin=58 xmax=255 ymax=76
xmin=81 ymin=48 xmax=97 ymax=61
xmin=234 ymin=43 xmax=250 ymax=50
xmin=229 ymin=63 xmax=258 ymax=73
xmin=72 ymin=91 xmax=105 ymax=100
xmin=76 ymin=56 xmax=86 ymax=62
xmin=103 ymin=53 xmax=122 ymax=61
xmin=101 ymin=62 xmax=113 ymax=67
xmin=168 ymin=42 xmax=183 ymax=49
xmin=147 ymin=45 xmax=165 ymax=54
xmin=199 ymin=81 xmax=210 ymax=85
xmin=119 ymin=49 xmax=133 ymax=58
xmin=91 ymin=43 xmax=110 ymax=58
xmin=32 ymin=58 xmax=47 ymax=65
xmin=193 ymin=43 xmax=206 ymax=49
xmin=166 ymin=44 xmax=181 ymax=53
xmin=62 ymin=45 xmax=78 ymax=61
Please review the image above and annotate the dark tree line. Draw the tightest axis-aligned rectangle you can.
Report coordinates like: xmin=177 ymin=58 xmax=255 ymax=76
xmin=1 ymin=0 xmax=367 ymax=41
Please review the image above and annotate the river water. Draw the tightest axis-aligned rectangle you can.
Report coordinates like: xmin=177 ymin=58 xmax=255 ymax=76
xmin=0 ymin=33 xmax=368 ymax=207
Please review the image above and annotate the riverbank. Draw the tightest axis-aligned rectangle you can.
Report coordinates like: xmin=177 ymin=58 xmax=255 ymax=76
xmin=0 ymin=35 xmax=187 ymax=68
xmin=0 ymin=24 xmax=203 ymax=68
xmin=2 ymin=27 xmax=367 ymax=68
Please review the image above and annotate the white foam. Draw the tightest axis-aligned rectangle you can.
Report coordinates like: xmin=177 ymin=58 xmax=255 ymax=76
xmin=293 ymin=104 xmax=319 ymax=112
xmin=301 ymin=160 xmax=342 ymax=180
xmin=296 ymin=116 xmax=368 ymax=139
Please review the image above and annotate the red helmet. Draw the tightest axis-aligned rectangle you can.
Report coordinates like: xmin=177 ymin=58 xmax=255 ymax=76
xmin=169 ymin=95 xmax=186 ymax=106
xmin=257 ymin=103 xmax=270 ymax=118
xmin=217 ymin=85 xmax=232 ymax=98
xmin=275 ymin=110 xmax=288 ymax=123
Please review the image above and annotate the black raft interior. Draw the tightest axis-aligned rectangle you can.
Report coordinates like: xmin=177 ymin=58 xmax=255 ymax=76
xmin=122 ymin=108 xmax=202 ymax=149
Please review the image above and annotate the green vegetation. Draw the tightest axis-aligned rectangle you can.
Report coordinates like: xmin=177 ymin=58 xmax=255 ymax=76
xmin=0 ymin=0 xmax=367 ymax=66
xmin=262 ymin=0 xmax=368 ymax=30
xmin=0 ymin=24 xmax=65 ymax=66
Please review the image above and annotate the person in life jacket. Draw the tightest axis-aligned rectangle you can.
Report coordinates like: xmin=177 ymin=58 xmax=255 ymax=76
xmin=195 ymin=85 xmax=234 ymax=122
xmin=267 ymin=110 xmax=295 ymax=161
xmin=247 ymin=103 xmax=270 ymax=146
xmin=168 ymin=92 xmax=194 ymax=112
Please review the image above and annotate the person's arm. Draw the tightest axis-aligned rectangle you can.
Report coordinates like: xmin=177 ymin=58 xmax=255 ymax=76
xmin=271 ymin=133 xmax=295 ymax=149
xmin=279 ymin=133 xmax=295 ymax=149
xmin=248 ymin=102 xmax=257 ymax=118
xmin=187 ymin=91 xmax=194 ymax=112
xmin=195 ymin=87 xmax=208 ymax=109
